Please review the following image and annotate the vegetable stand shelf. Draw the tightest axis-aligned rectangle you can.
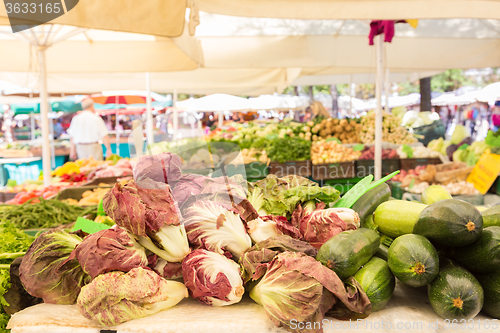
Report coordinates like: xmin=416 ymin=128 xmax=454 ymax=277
xmin=7 ymin=282 xmax=495 ymax=333
xmin=312 ymin=161 xmax=356 ymax=180
xmin=268 ymin=160 xmax=311 ymax=177
xmin=399 ymin=158 xmax=442 ymax=171
xmin=356 ymin=159 xmax=400 ymax=178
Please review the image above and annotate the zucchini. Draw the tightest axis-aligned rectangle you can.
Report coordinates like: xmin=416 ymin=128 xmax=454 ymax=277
xmin=413 ymin=199 xmax=483 ymax=247
xmin=421 ymin=185 xmax=452 ymax=205
xmin=352 ymin=183 xmax=391 ymax=225
xmin=475 ymin=272 xmax=500 ymax=319
xmin=316 ymin=228 xmax=380 ymax=280
xmin=450 ymin=226 xmax=500 ymax=273
xmin=353 ymin=257 xmax=395 ymax=312
xmin=482 ymin=205 xmax=500 ymax=228
xmin=373 ymin=244 xmax=389 ymax=261
xmin=373 ymin=200 xmax=427 ymax=238
xmin=361 ymin=213 xmax=378 ymax=231
xmin=388 ymin=234 xmax=439 ymax=287
xmin=428 ymin=264 xmax=484 ymax=320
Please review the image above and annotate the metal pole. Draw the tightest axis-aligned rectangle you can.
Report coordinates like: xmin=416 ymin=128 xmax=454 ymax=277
xmin=218 ymin=110 xmax=223 ymax=128
xmin=384 ymin=68 xmax=390 ymax=113
xmin=48 ymin=99 xmax=55 ymax=169
xmin=145 ymin=72 xmax=154 ymax=145
xmin=375 ymin=35 xmax=384 ymax=181
xmin=38 ymin=46 xmax=52 ymax=186
xmin=173 ymin=89 xmax=178 ymax=140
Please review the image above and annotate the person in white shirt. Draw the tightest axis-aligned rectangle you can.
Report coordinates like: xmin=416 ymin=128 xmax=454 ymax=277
xmin=68 ymin=99 xmax=111 ymax=161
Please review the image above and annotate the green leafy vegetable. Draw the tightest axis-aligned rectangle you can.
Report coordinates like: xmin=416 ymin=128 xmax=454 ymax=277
xmin=485 ymin=129 xmax=500 ymax=148
xmin=0 ymin=199 xmax=96 ymax=229
xmin=249 ymin=175 xmax=340 ymax=218
xmin=266 ymin=137 xmax=311 ymax=163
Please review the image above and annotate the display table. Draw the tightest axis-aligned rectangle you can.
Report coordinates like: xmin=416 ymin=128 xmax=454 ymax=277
xmin=0 ymin=157 xmax=42 ymax=186
xmin=7 ymin=282 xmax=495 ymax=333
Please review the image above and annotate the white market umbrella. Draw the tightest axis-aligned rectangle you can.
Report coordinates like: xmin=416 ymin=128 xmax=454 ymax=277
xmin=0 ymin=24 xmax=201 ymax=186
xmin=197 ymin=0 xmax=500 ymax=20
xmin=476 ymin=82 xmax=500 ymax=103
xmin=248 ymin=94 xmax=309 ymax=111
xmin=177 ymin=94 xmax=251 ymax=112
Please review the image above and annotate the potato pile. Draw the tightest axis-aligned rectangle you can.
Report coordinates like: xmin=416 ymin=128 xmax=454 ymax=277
xmin=358 ymin=112 xmax=417 ymax=145
xmin=311 ymin=140 xmax=361 ymax=165
xmin=300 ymin=118 xmax=361 ymax=143
xmin=63 ymin=187 xmax=110 ymax=206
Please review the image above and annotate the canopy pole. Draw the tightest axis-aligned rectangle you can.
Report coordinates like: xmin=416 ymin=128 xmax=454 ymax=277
xmin=375 ymin=35 xmax=383 ymax=181
xmin=173 ymin=89 xmax=178 ymax=140
xmin=349 ymin=74 xmax=353 ymax=116
xmin=38 ymin=46 xmax=51 ymax=186
xmin=384 ymin=68 xmax=390 ymax=113
xmin=145 ymin=72 xmax=154 ymax=145
xmin=218 ymin=110 xmax=223 ymax=128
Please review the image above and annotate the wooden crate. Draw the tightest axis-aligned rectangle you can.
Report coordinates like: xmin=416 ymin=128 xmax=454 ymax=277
xmin=355 ymin=159 xmax=400 ymax=178
xmin=312 ymin=161 xmax=356 ymax=180
xmin=268 ymin=160 xmax=311 ymax=177
xmin=400 ymin=158 xmax=442 ymax=170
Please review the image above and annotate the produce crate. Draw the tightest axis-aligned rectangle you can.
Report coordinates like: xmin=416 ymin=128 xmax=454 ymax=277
xmin=268 ymin=160 xmax=311 ymax=177
xmin=54 ymin=186 xmax=111 ymax=202
xmin=0 ymin=191 xmax=18 ymax=203
xmin=312 ymin=161 xmax=355 ymax=180
xmin=355 ymin=159 xmax=400 ymax=178
xmin=323 ymin=177 xmax=363 ymax=195
xmin=225 ymin=162 xmax=268 ymax=179
xmin=389 ymin=182 xmax=485 ymax=205
xmin=399 ymin=158 xmax=442 ymax=171
xmin=83 ymin=176 xmax=120 ymax=186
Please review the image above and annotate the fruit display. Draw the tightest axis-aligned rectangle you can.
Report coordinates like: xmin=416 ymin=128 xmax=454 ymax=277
xmin=311 ymin=140 xmax=360 ymax=164
xmin=391 ymin=163 xmax=480 ymax=195
xmin=358 ymin=112 xmax=417 ymax=145
xmin=358 ymin=146 xmax=398 ymax=160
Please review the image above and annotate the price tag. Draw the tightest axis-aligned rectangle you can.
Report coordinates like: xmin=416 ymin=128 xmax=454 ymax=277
xmin=466 ymin=151 xmax=500 ymax=195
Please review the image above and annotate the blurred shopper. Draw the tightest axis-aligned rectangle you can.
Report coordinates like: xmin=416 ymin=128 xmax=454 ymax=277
xmin=53 ymin=119 xmax=63 ymax=139
xmin=68 ymin=99 xmax=111 ymax=161
xmin=492 ymin=100 xmax=500 ymax=131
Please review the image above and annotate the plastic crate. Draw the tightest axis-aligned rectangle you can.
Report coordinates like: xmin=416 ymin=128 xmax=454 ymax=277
xmin=355 ymin=159 xmax=400 ymax=178
xmin=83 ymin=176 xmax=120 ymax=186
xmin=400 ymin=158 xmax=442 ymax=171
xmin=312 ymin=161 xmax=356 ymax=180
xmin=268 ymin=160 xmax=311 ymax=177
xmin=0 ymin=192 xmax=18 ymax=203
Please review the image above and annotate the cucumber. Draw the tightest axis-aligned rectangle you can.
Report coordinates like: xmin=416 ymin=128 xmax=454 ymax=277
xmin=428 ymin=265 xmax=484 ymax=320
xmin=475 ymin=272 xmax=500 ymax=319
xmin=482 ymin=205 xmax=500 ymax=228
xmin=450 ymin=226 xmax=500 ymax=273
xmin=388 ymin=234 xmax=439 ymax=287
xmin=413 ymin=199 xmax=483 ymax=247
xmin=352 ymin=183 xmax=391 ymax=225
xmin=354 ymin=257 xmax=395 ymax=312
xmin=373 ymin=200 xmax=427 ymax=238
xmin=421 ymin=185 xmax=452 ymax=205
xmin=316 ymin=228 xmax=380 ymax=280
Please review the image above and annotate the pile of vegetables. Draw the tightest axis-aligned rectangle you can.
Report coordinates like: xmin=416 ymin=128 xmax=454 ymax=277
xmin=304 ymin=118 xmax=360 ymax=143
xmin=371 ymin=185 xmax=500 ymax=321
xmin=3 ymin=152 xmax=383 ymax=333
xmin=358 ymin=112 xmax=417 ymax=145
xmin=4 ymin=184 xmax=66 ymax=205
xmin=311 ymin=140 xmax=360 ymax=164
xmin=0 ymin=199 xmax=96 ymax=229
xmin=0 ymin=220 xmax=34 ymax=333
xmin=358 ymin=146 xmax=398 ymax=160
xmin=62 ymin=187 xmax=111 ymax=206
xmin=3 ymin=150 xmax=499 ymax=332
